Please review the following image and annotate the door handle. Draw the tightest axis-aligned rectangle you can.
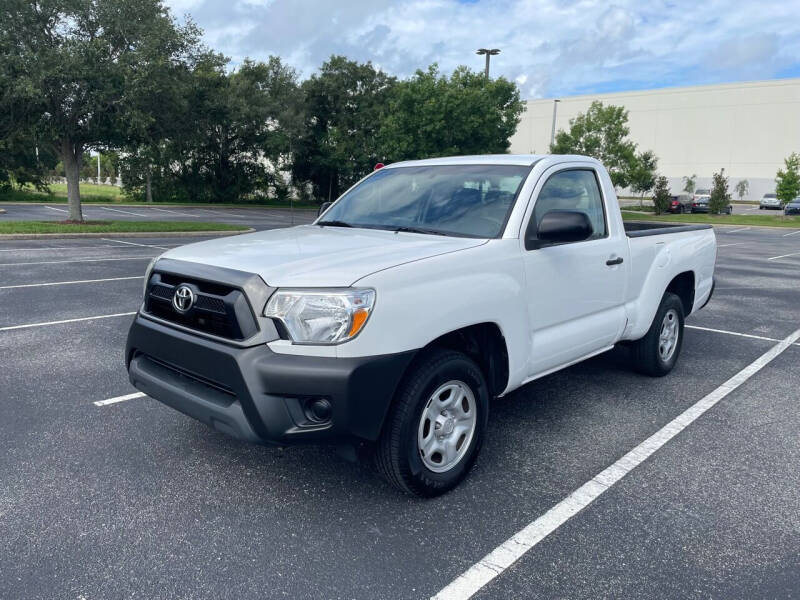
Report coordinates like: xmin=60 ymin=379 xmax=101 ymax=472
xmin=606 ymin=256 xmax=624 ymax=266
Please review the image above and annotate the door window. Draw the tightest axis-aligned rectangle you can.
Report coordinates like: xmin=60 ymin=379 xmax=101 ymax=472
xmin=526 ymin=169 xmax=607 ymax=245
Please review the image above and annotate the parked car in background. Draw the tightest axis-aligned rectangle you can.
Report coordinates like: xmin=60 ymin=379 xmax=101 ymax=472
xmin=669 ymin=194 xmax=692 ymax=213
xmin=691 ymin=195 xmax=732 ymax=215
xmin=693 ymin=189 xmax=710 ymax=201
xmin=760 ymin=193 xmax=781 ymax=210
xmin=784 ymin=197 xmax=800 ymax=216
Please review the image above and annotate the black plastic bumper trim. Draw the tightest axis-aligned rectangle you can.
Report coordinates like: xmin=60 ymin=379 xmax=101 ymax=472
xmin=125 ymin=315 xmax=417 ymax=445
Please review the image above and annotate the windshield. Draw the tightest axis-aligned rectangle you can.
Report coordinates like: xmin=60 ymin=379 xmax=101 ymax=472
xmin=764 ymin=194 xmax=776 ymax=198
xmin=318 ymin=164 xmax=530 ymax=238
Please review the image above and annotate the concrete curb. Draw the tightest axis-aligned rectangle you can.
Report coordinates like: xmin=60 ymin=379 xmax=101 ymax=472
xmin=0 ymin=228 xmax=255 ymax=240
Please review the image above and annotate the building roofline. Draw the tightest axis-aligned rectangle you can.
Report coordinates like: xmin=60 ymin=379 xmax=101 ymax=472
xmin=526 ymin=76 xmax=800 ymax=104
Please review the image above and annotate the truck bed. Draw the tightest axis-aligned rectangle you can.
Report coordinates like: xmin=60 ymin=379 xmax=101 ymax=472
xmin=624 ymin=221 xmax=713 ymax=238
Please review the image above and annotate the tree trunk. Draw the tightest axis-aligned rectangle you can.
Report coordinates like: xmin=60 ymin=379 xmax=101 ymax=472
xmin=145 ymin=169 xmax=153 ymax=203
xmin=61 ymin=139 xmax=83 ymax=222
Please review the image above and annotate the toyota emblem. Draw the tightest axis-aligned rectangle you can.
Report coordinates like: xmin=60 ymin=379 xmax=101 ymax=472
xmin=172 ymin=285 xmax=195 ymax=313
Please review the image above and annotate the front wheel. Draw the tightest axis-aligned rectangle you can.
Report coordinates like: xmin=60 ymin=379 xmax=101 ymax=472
xmin=374 ymin=348 xmax=489 ymax=497
xmin=630 ymin=292 xmax=685 ymax=377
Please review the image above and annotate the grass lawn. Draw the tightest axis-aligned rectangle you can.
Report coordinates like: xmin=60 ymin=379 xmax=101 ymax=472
xmin=0 ymin=220 xmax=250 ymax=234
xmin=622 ymin=212 xmax=800 ymax=228
xmin=0 ymin=185 xmax=317 ymax=209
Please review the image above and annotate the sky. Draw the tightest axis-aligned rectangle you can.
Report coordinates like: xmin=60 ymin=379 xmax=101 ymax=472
xmin=163 ymin=0 xmax=800 ymax=99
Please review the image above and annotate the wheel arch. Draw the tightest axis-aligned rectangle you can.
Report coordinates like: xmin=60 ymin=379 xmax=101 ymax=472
xmin=666 ymin=270 xmax=695 ymax=316
xmin=421 ymin=322 xmax=510 ymax=399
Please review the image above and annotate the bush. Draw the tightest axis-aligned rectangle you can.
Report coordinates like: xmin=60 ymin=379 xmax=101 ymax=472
xmin=652 ymin=175 xmax=671 ymax=215
xmin=775 ymin=153 xmax=800 ymax=205
xmin=709 ymin=169 xmax=731 ymax=214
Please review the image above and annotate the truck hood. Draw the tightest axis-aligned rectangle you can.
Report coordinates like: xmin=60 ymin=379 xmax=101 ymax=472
xmin=160 ymin=225 xmax=487 ymax=287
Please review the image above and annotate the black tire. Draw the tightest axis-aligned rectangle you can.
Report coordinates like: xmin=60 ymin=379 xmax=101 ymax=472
xmin=630 ymin=292 xmax=685 ymax=377
xmin=374 ymin=348 xmax=489 ymax=497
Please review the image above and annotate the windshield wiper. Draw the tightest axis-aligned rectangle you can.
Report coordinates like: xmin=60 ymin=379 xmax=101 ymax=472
xmin=389 ymin=226 xmax=449 ymax=236
xmin=317 ymin=220 xmax=353 ymax=228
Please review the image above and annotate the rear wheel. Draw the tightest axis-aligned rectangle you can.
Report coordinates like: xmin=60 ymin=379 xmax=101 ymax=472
xmin=630 ymin=292 xmax=684 ymax=377
xmin=374 ymin=348 xmax=489 ymax=497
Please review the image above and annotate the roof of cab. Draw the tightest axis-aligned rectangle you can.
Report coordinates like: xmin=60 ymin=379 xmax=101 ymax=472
xmin=383 ymin=154 xmax=596 ymax=168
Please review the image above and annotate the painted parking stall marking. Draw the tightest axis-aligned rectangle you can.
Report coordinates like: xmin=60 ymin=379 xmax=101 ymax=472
xmin=93 ymin=392 xmax=146 ymax=407
xmin=98 ymin=206 xmax=150 ymax=217
xmin=0 ymin=255 xmax=155 ymax=267
xmin=0 ymin=312 xmax=136 ymax=332
xmin=102 ymin=238 xmax=169 ymax=250
xmin=767 ymin=250 xmax=800 ymax=261
xmin=432 ymin=326 xmax=800 ymax=600
xmin=0 ymin=276 xmax=143 ymax=290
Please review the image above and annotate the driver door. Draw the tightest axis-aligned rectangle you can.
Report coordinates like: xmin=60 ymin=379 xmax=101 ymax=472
xmin=522 ymin=165 xmax=628 ymax=377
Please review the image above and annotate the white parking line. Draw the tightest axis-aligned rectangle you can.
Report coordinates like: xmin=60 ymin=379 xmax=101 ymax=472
xmin=102 ymin=238 xmax=168 ymax=250
xmin=0 ymin=255 xmax=154 ymax=267
xmin=685 ymin=324 xmax=790 ymax=344
xmin=716 ymin=243 xmax=746 ymax=248
xmin=148 ymin=207 xmax=197 ymax=217
xmin=0 ymin=276 xmax=143 ymax=290
xmin=0 ymin=244 xmax=125 ymax=252
xmin=97 ymin=206 xmax=150 ymax=217
xmin=45 ymin=205 xmax=68 ymax=213
xmin=782 ymin=230 xmax=800 ymax=237
xmin=432 ymin=326 xmax=800 ymax=600
xmin=93 ymin=392 xmax=146 ymax=407
xmin=727 ymin=227 xmax=751 ymax=233
xmin=0 ymin=312 xmax=136 ymax=332
xmin=767 ymin=250 xmax=800 ymax=261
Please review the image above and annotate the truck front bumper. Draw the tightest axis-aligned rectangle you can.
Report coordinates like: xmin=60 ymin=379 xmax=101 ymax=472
xmin=125 ymin=315 xmax=416 ymax=445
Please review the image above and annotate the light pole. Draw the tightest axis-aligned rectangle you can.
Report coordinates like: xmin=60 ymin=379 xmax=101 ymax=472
xmin=476 ymin=48 xmax=500 ymax=78
xmin=550 ymin=99 xmax=561 ymax=149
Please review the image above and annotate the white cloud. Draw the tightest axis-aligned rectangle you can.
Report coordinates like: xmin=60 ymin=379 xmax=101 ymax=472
xmin=163 ymin=0 xmax=800 ymax=97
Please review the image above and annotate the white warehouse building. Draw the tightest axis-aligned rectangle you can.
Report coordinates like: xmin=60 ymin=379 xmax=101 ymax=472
xmin=509 ymin=78 xmax=800 ymax=201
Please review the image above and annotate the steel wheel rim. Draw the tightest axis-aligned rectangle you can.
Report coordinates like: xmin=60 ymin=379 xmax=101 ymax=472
xmin=658 ymin=308 xmax=680 ymax=362
xmin=417 ymin=380 xmax=477 ymax=473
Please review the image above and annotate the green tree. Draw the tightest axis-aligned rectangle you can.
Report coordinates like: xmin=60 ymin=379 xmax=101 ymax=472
xmin=0 ymin=129 xmax=57 ymax=192
xmin=651 ymin=175 xmax=671 ymax=215
xmin=682 ymin=174 xmax=697 ymax=194
xmin=708 ymin=169 xmax=731 ymax=215
xmin=734 ymin=179 xmax=749 ymax=202
xmin=380 ymin=65 xmax=523 ymax=162
xmin=121 ymin=55 xmax=303 ymax=204
xmin=292 ymin=56 xmax=396 ymax=201
xmin=775 ymin=153 xmax=800 ymax=205
xmin=0 ymin=0 xmax=201 ymax=220
xmin=628 ymin=150 xmax=658 ymax=203
xmin=551 ymin=101 xmax=639 ymax=188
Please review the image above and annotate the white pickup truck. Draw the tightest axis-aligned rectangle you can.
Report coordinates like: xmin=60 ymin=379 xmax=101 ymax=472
xmin=126 ymin=154 xmax=716 ymax=496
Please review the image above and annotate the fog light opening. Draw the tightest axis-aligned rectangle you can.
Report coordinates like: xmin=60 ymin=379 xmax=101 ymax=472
xmin=304 ymin=398 xmax=332 ymax=424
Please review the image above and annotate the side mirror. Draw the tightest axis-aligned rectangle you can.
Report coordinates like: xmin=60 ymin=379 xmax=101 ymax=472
xmin=527 ymin=210 xmax=593 ymax=249
xmin=317 ymin=201 xmax=333 ymax=217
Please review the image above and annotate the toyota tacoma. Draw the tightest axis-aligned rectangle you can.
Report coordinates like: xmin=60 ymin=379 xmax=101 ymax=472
xmin=126 ymin=154 xmax=717 ymax=496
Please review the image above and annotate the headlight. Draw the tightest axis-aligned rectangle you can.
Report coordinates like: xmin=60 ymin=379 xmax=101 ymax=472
xmin=264 ymin=288 xmax=376 ymax=345
xmin=143 ymin=257 xmax=158 ymax=296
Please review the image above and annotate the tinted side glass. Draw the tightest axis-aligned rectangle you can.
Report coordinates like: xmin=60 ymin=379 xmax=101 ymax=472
xmin=527 ymin=169 xmax=607 ymax=244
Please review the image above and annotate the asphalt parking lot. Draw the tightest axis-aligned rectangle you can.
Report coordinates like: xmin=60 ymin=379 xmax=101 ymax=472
xmin=618 ymin=200 xmax=787 ymax=216
xmin=0 ymin=203 xmax=316 ymax=229
xmin=1 ymin=218 xmax=799 ymax=599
